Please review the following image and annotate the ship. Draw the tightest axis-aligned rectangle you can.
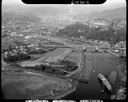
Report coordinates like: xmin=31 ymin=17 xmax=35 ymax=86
xmin=98 ymin=73 xmax=112 ymax=92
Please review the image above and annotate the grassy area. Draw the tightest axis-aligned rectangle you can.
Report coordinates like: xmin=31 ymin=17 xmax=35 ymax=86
xmin=44 ymin=48 xmax=72 ymax=62
xmin=2 ymin=42 xmax=82 ymax=99
xmin=20 ymin=48 xmax=72 ymax=67
xmin=29 ymin=54 xmax=46 ymax=61
xmin=63 ymin=50 xmax=82 ymax=66
xmin=2 ymin=70 xmax=71 ymax=99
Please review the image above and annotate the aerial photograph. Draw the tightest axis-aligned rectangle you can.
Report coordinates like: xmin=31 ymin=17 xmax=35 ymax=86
xmin=1 ymin=0 xmax=126 ymax=100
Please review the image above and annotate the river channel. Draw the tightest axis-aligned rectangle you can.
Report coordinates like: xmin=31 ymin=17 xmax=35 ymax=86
xmin=63 ymin=52 xmax=125 ymax=99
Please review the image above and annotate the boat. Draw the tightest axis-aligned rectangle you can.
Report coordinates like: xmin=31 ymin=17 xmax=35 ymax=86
xmin=98 ymin=73 xmax=112 ymax=92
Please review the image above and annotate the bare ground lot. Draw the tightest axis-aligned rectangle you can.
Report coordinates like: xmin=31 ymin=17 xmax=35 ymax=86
xmin=63 ymin=49 xmax=82 ymax=66
xmin=20 ymin=48 xmax=73 ymax=67
xmin=2 ymin=70 xmax=71 ymax=99
xmin=45 ymin=48 xmax=72 ymax=62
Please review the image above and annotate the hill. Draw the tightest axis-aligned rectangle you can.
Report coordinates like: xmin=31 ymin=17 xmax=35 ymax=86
xmin=74 ymin=7 xmax=126 ymax=20
xmin=27 ymin=6 xmax=69 ymax=16
xmin=90 ymin=7 xmax=126 ymax=20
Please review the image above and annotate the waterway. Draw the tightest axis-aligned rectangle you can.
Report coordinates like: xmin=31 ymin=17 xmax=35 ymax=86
xmin=63 ymin=52 xmax=125 ymax=99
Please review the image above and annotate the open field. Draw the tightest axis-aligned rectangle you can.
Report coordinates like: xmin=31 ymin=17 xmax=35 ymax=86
xmin=2 ymin=70 xmax=72 ymax=99
xmin=20 ymin=48 xmax=72 ymax=67
xmin=64 ymin=49 xmax=82 ymax=66
xmin=45 ymin=48 xmax=72 ymax=62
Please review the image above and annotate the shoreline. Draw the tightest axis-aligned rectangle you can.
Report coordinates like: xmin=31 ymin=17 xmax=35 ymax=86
xmin=26 ymin=70 xmax=78 ymax=99
xmin=2 ymin=69 xmax=78 ymax=99
xmin=47 ymin=80 xmax=78 ymax=99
